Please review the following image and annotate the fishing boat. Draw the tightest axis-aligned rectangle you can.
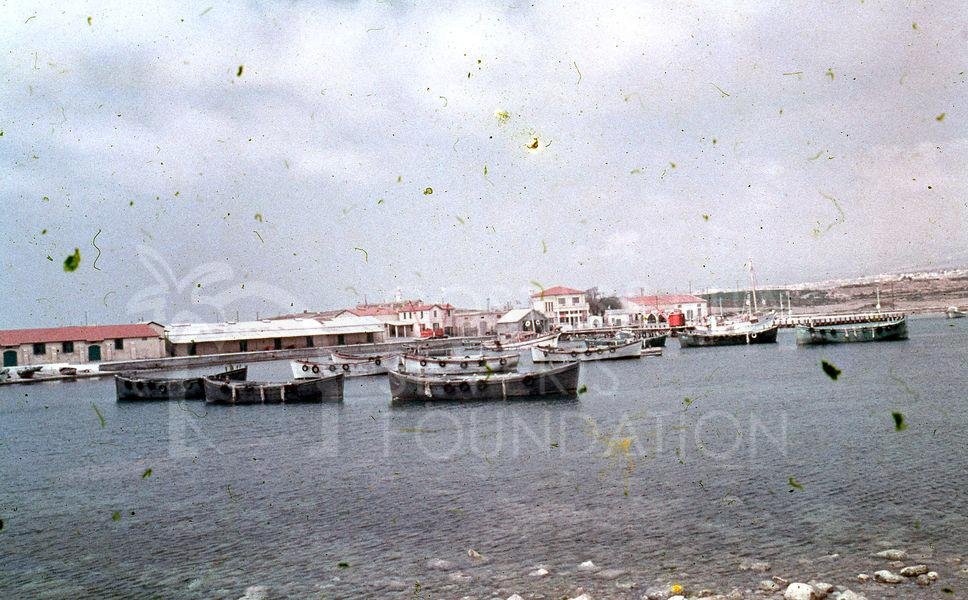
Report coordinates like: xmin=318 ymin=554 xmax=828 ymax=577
xmin=291 ymin=350 xmax=400 ymax=379
xmin=531 ymin=338 xmax=642 ymax=362
xmin=389 ymin=361 xmax=580 ymax=401
xmin=640 ymin=333 xmax=667 ymax=348
xmin=482 ymin=332 xmax=560 ymax=350
xmin=203 ymin=373 xmax=343 ymax=404
xmin=795 ymin=317 xmax=908 ymax=344
xmin=678 ymin=315 xmax=779 ymax=348
xmin=946 ymin=306 xmax=966 ymax=319
xmin=115 ymin=367 xmax=247 ymax=401
xmin=400 ymin=351 xmax=518 ymax=374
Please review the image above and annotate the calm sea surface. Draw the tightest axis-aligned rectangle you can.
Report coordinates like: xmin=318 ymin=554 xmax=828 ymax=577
xmin=2 ymin=317 xmax=966 ymax=599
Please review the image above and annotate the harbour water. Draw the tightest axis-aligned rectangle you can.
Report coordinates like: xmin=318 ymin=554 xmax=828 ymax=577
xmin=1 ymin=317 xmax=966 ymax=598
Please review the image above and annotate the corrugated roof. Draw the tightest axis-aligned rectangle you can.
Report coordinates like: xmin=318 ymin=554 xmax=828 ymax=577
xmin=627 ymin=294 xmax=706 ymax=306
xmin=498 ymin=308 xmax=542 ymax=324
xmin=0 ymin=323 xmax=163 ymax=346
xmin=165 ymin=315 xmax=382 ymax=344
xmin=530 ymin=286 xmax=584 ymax=298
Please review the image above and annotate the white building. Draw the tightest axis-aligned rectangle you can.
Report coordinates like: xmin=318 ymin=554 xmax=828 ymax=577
xmin=531 ymin=286 xmax=589 ymax=328
xmin=495 ymin=308 xmax=549 ymax=337
xmin=165 ymin=314 xmax=384 ymax=356
xmin=625 ymin=294 xmax=709 ymax=324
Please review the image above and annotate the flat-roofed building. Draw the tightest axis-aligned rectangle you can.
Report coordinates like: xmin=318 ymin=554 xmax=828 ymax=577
xmin=530 ymin=286 xmax=589 ymax=327
xmin=625 ymin=294 xmax=709 ymax=324
xmin=0 ymin=322 xmax=165 ymax=367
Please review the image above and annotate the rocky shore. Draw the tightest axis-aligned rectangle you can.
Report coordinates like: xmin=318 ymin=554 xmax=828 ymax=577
xmin=231 ymin=545 xmax=964 ymax=599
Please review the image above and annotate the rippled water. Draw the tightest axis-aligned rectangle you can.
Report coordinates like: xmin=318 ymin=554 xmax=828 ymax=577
xmin=2 ymin=317 xmax=966 ymax=599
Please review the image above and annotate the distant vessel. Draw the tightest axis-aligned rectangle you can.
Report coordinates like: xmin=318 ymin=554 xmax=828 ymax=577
xmin=389 ymin=362 xmax=580 ymax=401
xmin=795 ymin=317 xmax=908 ymax=344
xmin=678 ymin=315 xmax=779 ymax=348
xmin=400 ymin=351 xmax=518 ymax=374
xmin=531 ymin=338 xmax=642 ymax=362
xmin=116 ymin=367 xmax=247 ymax=401
xmin=946 ymin=306 xmax=966 ymax=319
xmin=204 ymin=373 xmax=343 ymax=404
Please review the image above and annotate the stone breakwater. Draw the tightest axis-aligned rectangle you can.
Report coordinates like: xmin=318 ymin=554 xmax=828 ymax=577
xmin=226 ymin=546 xmax=966 ymax=599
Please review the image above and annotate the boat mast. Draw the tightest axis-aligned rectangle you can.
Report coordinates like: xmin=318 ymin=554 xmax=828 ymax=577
xmin=875 ymin=287 xmax=882 ymax=313
xmin=748 ymin=258 xmax=759 ymax=314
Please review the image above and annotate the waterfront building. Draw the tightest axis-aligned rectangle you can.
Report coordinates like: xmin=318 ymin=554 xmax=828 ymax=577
xmin=625 ymin=294 xmax=709 ymax=324
xmin=395 ymin=302 xmax=456 ymax=337
xmin=0 ymin=322 xmax=165 ymax=367
xmin=495 ymin=308 xmax=548 ymax=336
xmin=531 ymin=286 xmax=589 ymax=328
xmin=453 ymin=309 xmax=502 ymax=337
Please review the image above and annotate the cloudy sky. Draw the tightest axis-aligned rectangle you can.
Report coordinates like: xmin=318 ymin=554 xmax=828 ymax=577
xmin=1 ymin=0 xmax=965 ymax=328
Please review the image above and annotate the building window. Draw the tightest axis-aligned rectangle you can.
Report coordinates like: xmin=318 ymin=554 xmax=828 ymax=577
xmin=337 ymin=334 xmax=345 ymax=345
xmin=366 ymin=332 xmax=374 ymax=343
xmin=433 ymin=310 xmax=438 ymax=317
xmin=306 ymin=336 xmax=314 ymax=348
xmin=273 ymin=338 xmax=282 ymax=350
xmin=3 ymin=350 xmax=17 ymax=367
xmin=62 ymin=341 xmax=75 ymax=353
xmin=114 ymin=338 xmax=124 ymax=350
xmin=188 ymin=342 xmax=197 ymax=356
xmin=32 ymin=343 xmax=46 ymax=355
xmin=573 ymin=296 xmax=580 ymax=304
xmin=557 ymin=297 xmax=565 ymax=305
xmin=240 ymin=340 xmax=248 ymax=352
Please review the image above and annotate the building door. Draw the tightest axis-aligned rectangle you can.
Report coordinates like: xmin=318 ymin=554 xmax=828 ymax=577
xmin=87 ymin=345 xmax=102 ymax=362
xmin=337 ymin=334 xmax=345 ymax=346
xmin=3 ymin=350 xmax=17 ymax=367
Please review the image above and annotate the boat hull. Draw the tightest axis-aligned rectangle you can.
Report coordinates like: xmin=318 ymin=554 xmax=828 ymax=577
xmin=204 ymin=374 xmax=343 ymax=404
xmin=291 ymin=357 xmax=395 ymax=378
xmin=678 ymin=325 xmax=779 ymax=348
xmin=641 ymin=334 xmax=667 ymax=348
xmin=795 ymin=318 xmax=908 ymax=344
xmin=115 ymin=367 xmax=247 ymax=401
xmin=389 ymin=362 xmax=580 ymax=402
xmin=482 ymin=333 xmax=560 ymax=351
xmin=401 ymin=353 xmax=518 ymax=374
xmin=531 ymin=339 xmax=642 ymax=362
xmin=946 ymin=308 xmax=966 ymax=319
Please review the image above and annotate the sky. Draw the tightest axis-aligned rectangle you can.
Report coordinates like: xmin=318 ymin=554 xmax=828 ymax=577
xmin=1 ymin=0 xmax=966 ymax=328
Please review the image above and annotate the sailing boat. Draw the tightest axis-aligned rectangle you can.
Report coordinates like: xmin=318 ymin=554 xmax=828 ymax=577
xmin=679 ymin=259 xmax=779 ymax=348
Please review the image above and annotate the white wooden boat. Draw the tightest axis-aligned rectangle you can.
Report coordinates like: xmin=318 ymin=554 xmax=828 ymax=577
xmin=290 ymin=356 xmax=396 ymax=378
xmin=946 ymin=306 xmax=966 ymax=319
xmin=400 ymin=351 xmax=518 ymax=374
xmin=531 ymin=339 xmax=642 ymax=362
xmin=204 ymin=373 xmax=343 ymax=404
xmin=482 ymin=332 xmax=560 ymax=351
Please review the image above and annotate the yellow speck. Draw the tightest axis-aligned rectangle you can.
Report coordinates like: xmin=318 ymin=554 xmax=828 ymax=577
xmin=671 ymin=583 xmax=683 ymax=594
xmin=494 ymin=110 xmax=510 ymax=125
xmin=423 ymin=187 xmax=433 ymax=195
xmin=935 ymin=112 xmax=946 ymax=121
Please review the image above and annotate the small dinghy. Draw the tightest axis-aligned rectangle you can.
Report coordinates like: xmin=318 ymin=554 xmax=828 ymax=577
xmin=115 ymin=367 xmax=247 ymax=401
xmin=389 ymin=362 xmax=580 ymax=402
xmin=203 ymin=373 xmax=343 ymax=404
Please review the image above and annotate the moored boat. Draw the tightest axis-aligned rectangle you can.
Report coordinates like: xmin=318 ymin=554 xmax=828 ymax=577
xmin=795 ymin=317 xmax=908 ymax=344
xmin=115 ymin=366 xmax=247 ymax=401
xmin=641 ymin=346 xmax=663 ymax=357
xmin=203 ymin=373 xmax=343 ymax=404
xmin=946 ymin=306 xmax=966 ymax=319
xmin=291 ymin=353 xmax=398 ymax=379
xmin=400 ymin=351 xmax=518 ymax=374
xmin=389 ymin=361 xmax=580 ymax=401
xmin=482 ymin=332 xmax=560 ymax=350
xmin=640 ymin=333 xmax=667 ymax=348
xmin=678 ymin=315 xmax=779 ymax=348
xmin=531 ymin=339 xmax=642 ymax=362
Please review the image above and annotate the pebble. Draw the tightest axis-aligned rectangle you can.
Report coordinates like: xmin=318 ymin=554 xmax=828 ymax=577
xmin=809 ymin=581 xmax=833 ymax=597
xmin=569 ymin=595 xmax=593 ymax=600
xmin=668 ymin=597 xmax=685 ymax=600
xmin=916 ymin=574 xmax=931 ymax=586
xmin=855 ymin=574 xmax=869 ymax=583
xmin=642 ymin=586 xmax=670 ymax=599
xmin=467 ymin=549 xmax=485 ymax=561
xmin=784 ymin=582 xmax=819 ymax=600
xmin=900 ymin=564 xmax=928 ymax=577
xmin=449 ymin=572 xmax=473 ymax=583
xmin=507 ymin=595 xmax=524 ymax=600
xmin=529 ymin=568 xmax=550 ymax=577
xmin=874 ymin=549 xmax=907 ymax=561
xmin=615 ymin=581 xmax=637 ymax=590
xmin=577 ymin=560 xmax=599 ymax=573
xmin=873 ymin=570 xmax=904 ymax=584
xmin=237 ymin=586 xmax=269 ymax=600
xmin=427 ymin=558 xmax=457 ymax=571
xmin=740 ymin=560 xmax=771 ymax=572
xmin=597 ymin=568 xmax=626 ymax=580
xmin=833 ymin=592 xmax=867 ymax=600
xmin=928 ymin=571 xmax=939 ymax=580
xmin=758 ymin=580 xmax=780 ymax=592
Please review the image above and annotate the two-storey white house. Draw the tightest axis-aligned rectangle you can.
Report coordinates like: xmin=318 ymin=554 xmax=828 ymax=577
xmin=531 ymin=286 xmax=589 ymax=328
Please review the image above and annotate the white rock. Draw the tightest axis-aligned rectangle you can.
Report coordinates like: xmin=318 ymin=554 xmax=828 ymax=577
xmin=740 ymin=560 xmax=771 ymax=572
xmin=927 ymin=571 xmax=939 ymax=580
xmin=569 ymin=595 xmax=593 ymax=600
xmin=759 ymin=580 xmax=780 ymax=592
xmin=642 ymin=586 xmax=670 ymax=600
xmin=427 ymin=558 xmax=456 ymax=571
xmin=668 ymin=596 xmax=685 ymax=600
xmin=773 ymin=575 xmax=790 ymax=586
xmin=784 ymin=582 xmax=819 ymax=600
xmin=529 ymin=568 xmax=550 ymax=577
xmin=834 ymin=591 xmax=867 ymax=600
xmin=507 ymin=595 xmax=524 ymax=600
xmin=237 ymin=586 xmax=269 ymax=600
xmin=874 ymin=549 xmax=907 ymax=561
xmin=900 ymin=564 xmax=928 ymax=577
xmin=597 ymin=568 xmax=626 ymax=580
xmin=809 ymin=581 xmax=833 ymax=597
xmin=916 ymin=574 xmax=931 ymax=586
xmin=449 ymin=572 xmax=473 ymax=583
xmin=873 ymin=570 xmax=904 ymax=584
xmin=577 ymin=560 xmax=599 ymax=572
xmin=467 ymin=548 xmax=485 ymax=560
xmin=615 ymin=581 xmax=636 ymax=590
xmin=855 ymin=574 xmax=869 ymax=583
